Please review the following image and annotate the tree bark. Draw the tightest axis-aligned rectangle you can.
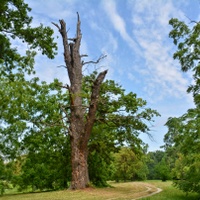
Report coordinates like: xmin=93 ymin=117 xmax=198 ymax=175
xmin=53 ymin=13 xmax=107 ymax=189
xmin=70 ymin=134 xmax=89 ymax=189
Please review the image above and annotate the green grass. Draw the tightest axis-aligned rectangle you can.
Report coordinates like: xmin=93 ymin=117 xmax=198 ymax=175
xmin=1 ymin=181 xmax=199 ymax=200
xmin=140 ymin=180 xmax=199 ymax=200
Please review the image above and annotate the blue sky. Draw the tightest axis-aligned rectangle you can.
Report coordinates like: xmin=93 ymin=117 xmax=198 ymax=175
xmin=23 ymin=0 xmax=199 ymax=151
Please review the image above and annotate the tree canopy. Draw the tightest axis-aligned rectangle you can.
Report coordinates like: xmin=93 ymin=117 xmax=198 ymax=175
xmin=0 ymin=0 xmax=57 ymax=160
xmin=169 ymin=18 xmax=200 ymax=105
xmin=163 ymin=18 xmax=200 ymax=194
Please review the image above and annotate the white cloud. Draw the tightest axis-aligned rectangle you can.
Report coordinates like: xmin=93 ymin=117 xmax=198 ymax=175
xmin=126 ymin=0 xmax=192 ymax=102
xmin=102 ymin=0 xmax=141 ymax=55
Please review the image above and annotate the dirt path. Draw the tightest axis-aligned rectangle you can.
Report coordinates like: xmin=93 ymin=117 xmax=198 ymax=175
xmin=108 ymin=182 xmax=162 ymax=200
xmin=134 ymin=183 xmax=162 ymax=199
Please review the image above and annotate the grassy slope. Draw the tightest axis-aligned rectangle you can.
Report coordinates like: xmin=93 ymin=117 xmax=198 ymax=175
xmin=1 ymin=181 xmax=199 ymax=200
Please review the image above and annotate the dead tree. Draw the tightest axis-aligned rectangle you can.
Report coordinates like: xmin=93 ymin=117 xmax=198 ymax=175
xmin=53 ymin=13 xmax=107 ymax=189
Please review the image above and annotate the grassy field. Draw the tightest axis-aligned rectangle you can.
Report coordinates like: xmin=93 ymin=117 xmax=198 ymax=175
xmin=1 ymin=181 xmax=199 ymax=200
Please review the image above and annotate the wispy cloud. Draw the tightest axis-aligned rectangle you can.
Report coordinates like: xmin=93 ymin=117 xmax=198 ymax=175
xmin=102 ymin=0 xmax=141 ymax=55
xmin=127 ymin=0 xmax=192 ymax=102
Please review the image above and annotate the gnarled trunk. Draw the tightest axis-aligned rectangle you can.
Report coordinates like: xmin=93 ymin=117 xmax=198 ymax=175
xmin=53 ymin=13 xmax=107 ymax=189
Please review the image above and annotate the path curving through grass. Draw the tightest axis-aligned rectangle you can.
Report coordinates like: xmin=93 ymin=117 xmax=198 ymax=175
xmin=2 ymin=181 xmax=163 ymax=200
xmin=96 ymin=182 xmax=162 ymax=200
xmin=134 ymin=184 xmax=162 ymax=200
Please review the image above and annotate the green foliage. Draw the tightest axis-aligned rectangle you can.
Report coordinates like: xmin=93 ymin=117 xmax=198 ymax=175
xmin=0 ymin=0 xmax=58 ymax=162
xmin=164 ymin=17 xmax=200 ymax=194
xmin=164 ymin=107 xmax=200 ymax=193
xmin=14 ymin=130 xmax=71 ymax=191
xmin=0 ymin=0 xmax=57 ymax=78
xmin=165 ymin=108 xmax=200 ymax=155
xmin=86 ymin=76 xmax=159 ymax=186
xmin=0 ymin=157 xmax=5 ymax=179
xmin=88 ymin=124 xmax=116 ymax=187
xmin=172 ymin=153 xmax=200 ymax=194
xmin=155 ymin=157 xmax=171 ymax=182
xmin=0 ymin=181 xmax=6 ymax=195
xmin=1 ymin=71 xmax=159 ymax=191
xmin=97 ymin=79 xmax=160 ymax=151
xmin=112 ymin=147 xmax=148 ymax=182
xmin=83 ymin=73 xmax=160 ymax=186
xmin=0 ymin=78 xmax=65 ymax=160
xmin=146 ymin=150 xmax=166 ymax=180
xmin=88 ymin=151 xmax=111 ymax=187
xmin=169 ymin=18 xmax=200 ymax=105
xmin=0 ymin=157 xmax=13 ymax=195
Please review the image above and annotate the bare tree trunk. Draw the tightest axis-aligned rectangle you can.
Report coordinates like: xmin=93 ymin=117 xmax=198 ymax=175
xmin=53 ymin=13 xmax=107 ymax=189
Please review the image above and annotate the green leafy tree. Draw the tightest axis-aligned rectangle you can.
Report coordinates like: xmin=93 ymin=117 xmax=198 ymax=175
xmin=0 ymin=0 xmax=61 ymax=192
xmin=0 ymin=0 xmax=57 ymax=77
xmin=2 ymin=79 xmax=71 ymax=191
xmin=87 ymin=77 xmax=159 ymax=185
xmin=13 ymin=131 xmax=71 ymax=191
xmin=1 ymin=1 xmax=160 ymax=190
xmin=172 ymin=153 xmax=200 ymax=194
xmin=163 ymin=17 xmax=200 ymax=194
xmin=0 ymin=0 xmax=57 ymax=159
xmin=88 ymin=124 xmax=116 ymax=187
xmin=164 ymin=109 xmax=200 ymax=193
xmin=169 ymin=18 xmax=200 ymax=104
xmin=146 ymin=150 xmax=165 ymax=180
xmin=112 ymin=147 xmax=148 ymax=182
xmin=155 ymin=156 xmax=171 ymax=182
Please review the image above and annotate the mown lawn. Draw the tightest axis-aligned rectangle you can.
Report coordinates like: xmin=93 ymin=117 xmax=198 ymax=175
xmin=1 ymin=181 xmax=199 ymax=200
